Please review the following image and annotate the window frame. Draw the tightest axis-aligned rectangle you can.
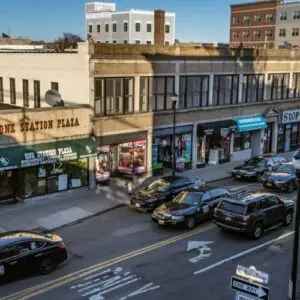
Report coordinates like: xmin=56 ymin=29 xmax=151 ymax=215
xmin=112 ymin=22 xmax=117 ymax=33
xmin=0 ymin=77 xmax=3 ymax=103
xmin=146 ymin=23 xmax=152 ymax=33
xmin=97 ymin=24 xmax=100 ymax=33
xmin=280 ymin=11 xmax=287 ymax=20
xmin=33 ymin=80 xmax=41 ymax=108
xmin=243 ymin=16 xmax=250 ymax=24
xmin=88 ymin=25 xmax=92 ymax=33
xmin=123 ymin=22 xmax=128 ymax=32
xmin=94 ymin=77 xmax=135 ymax=116
xmin=292 ymin=28 xmax=299 ymax=36
xmin=135 ymin=22 xmax=141 ymax=32
xmin=266 ymin=13 xmax=273 ymax=22
xmin=165 ymin=24 xmax=170 ymax=33
xmin=291 ymin=73 xmax=300 ymax=98
xmin=23 ymin=79 xmax=29 ymax=107
xmin=242 ymin=74 xmax=264 ymax=103
xmin=105 ymin=23 xmax=109 ymax=33
xmin=268 ymin=73 xmax=290 ymax=100
xmin=279 ymin=28 xmax=286 ymax=37
xmin=9 ymin=78 xmax=16 ymax=105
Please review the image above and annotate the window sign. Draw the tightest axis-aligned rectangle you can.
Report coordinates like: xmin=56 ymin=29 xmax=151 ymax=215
xmin=96 ymin=146 xmax=111 ymax=182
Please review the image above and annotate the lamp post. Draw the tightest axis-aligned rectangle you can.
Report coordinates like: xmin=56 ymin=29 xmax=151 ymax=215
xmin=171 ymin=94 xmax=179 ymax=177
xmin=289 ymin=149 xmax=300 ymax=300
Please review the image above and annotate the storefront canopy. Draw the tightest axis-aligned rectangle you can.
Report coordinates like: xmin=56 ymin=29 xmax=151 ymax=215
xmin=235 ymin=116 xmax=267 ymax=133
xmin=0 ymin=137 xmax=96 ymax=171
xmin=197 ymin=120 xmax=236 ymax=136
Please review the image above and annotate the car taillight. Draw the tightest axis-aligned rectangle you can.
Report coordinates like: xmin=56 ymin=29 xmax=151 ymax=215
xmin=243 ymin=216 xmax=249 ymax=222
xmin=58 ymin=242 xmax=65 ymax=249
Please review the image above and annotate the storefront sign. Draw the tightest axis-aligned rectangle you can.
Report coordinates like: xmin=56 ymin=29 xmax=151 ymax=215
xmin=0 ymin=118 xmax=80 ymax=135
xmin=235 ymin=116 xmax=267 ymax=132
xmin=282 ymin=109 xmax=300 ymax=124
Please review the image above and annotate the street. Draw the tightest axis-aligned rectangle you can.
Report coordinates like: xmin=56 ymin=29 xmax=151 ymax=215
xmin=0 ymin=177 xmax=298 ymax=300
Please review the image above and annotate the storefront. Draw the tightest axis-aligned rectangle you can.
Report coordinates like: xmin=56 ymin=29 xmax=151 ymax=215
xmin=279 ymin=108 xmax=300 ymax=152
xmin=0 ymin=137 xmax=96 ymax=201
xmin=152 ymin=125 xmax=193 ymax=174
xmin=233 ymin=115 xmax=267 ymax=160
xmin=197 ymin=120 xmax=235 ymax=166
xmin=96 ymin=131 xmax=148 ymax=180
xmin=263 ymin=123 xmax=273 ymax=154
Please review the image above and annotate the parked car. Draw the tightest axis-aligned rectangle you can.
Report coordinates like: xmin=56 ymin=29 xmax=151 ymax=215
xmin=213 ymin=192 xmax=294 ymax=239
xmin=130 ymin=176 xmax=205 ymax=212
xmin=0 ymin=231 xmax=67 ymax=281
xmin=231 ymin=155 xmax=286 ymax=182
xmin=152 ymin=188 xmax=230 ymax=229
xmin=262 ymin=162 xmax=297 ymax=193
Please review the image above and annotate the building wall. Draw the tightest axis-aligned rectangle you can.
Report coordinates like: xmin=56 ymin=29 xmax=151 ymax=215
xmin=0 ymin=43 xmax=90 ymax=108
xmin=230 ymin=0 xmax=277 ymax=48
xmin=275 ymin=3 xmax=300 ymax=48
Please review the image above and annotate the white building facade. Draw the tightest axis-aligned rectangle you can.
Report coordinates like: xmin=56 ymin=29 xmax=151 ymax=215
xmin=85 ymin=2 xmax=176 ymax=45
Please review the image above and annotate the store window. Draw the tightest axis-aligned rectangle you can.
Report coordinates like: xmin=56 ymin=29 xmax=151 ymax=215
xmin=291 ymin=73 xmax=300 ymax=98
xmin=265 ymin=73 xmax=289 ymax=101
xmin=234 ymin=132 xmax=251 ymax=152
xmin=291 ymin=123 xmax=300 ymax=149
xmin=179 ymin=76 xmax=209 ymax=108
xmin=277 ymin=125 xmax=285 ymax=153
xmin=213 ymin=75 xmax=239 ymax=106
xmin=94 ymin=77 xmax=134 ymax=116
xmin=196 ymin=137 xmax=205 ymax=165
xmin=241 ymin=74 xmax=264 ymax=103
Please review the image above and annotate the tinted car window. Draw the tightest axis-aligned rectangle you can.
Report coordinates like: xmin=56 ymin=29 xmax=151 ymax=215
xmin=218 ymin=201 xmax=246 ymax=215
xmin=272 ymin=157 xmax=283 ymax=164
xmin=0 ymin=244 xmax=22 ymax=260
xmin=246 ymin=202 xmax=257 ymax=214
xmin=268 ymin=196 xmax=281 ymax=206
xmin=272 ymin=164 xmax=295 ymax=174
xmin=202 ymin=192 xmax=212 ymax=202
xmin=172 ymin=179 xmax=192 ymax=189
xmin=172 ymin=192 xmax=203 ymax=205
xmin=259 ymin=197 xmax=279 ymax=209
xmin=247 ymin=157 xmax=263 ymax=165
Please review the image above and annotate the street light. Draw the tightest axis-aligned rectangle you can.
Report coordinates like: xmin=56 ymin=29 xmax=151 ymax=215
xmin=171 ymin=93 xmax=179 ymax=177
xmin=289 ymin=149 xmax=300 ymax=300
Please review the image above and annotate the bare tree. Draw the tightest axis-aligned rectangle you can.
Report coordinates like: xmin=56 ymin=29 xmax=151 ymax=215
xmin=54 ymin=32 xmax=84 ymax=51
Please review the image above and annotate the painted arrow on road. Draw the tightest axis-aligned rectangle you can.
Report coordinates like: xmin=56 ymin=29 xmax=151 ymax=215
xmin=187 ymin=241 xmax=214 ymax=263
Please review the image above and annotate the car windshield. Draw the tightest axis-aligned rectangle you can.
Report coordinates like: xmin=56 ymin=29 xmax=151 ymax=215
xmin=148 ymin=178 xmax=170 ymax=192
xmin=218 ymin=201 xmax=246 ymax=215
xmin=272 ymin=164 xmax=293 ymax=174
xmin=172 ymin=191 xmax=203 ymax=205
xmin=247 ymin=157 xmax=266 ymax=167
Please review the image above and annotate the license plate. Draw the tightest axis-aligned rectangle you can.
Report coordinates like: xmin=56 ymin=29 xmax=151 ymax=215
xmin=0 ymin=265 xmax=4 ymax=275
xmin=158 ymin=220 xmax=164 ymax=225
xmin=236 ymin=175 xmax=241 ymax=179
xmin=225 ymin=217 xmax=232 ymax=221
xmin=135 ymin=203 xmax=141 ymax=208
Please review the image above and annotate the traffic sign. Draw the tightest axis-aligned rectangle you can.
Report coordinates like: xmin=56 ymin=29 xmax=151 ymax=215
xmin=236 ymin=293 xmax=256 ymax=300
xmin=231 ymin=276 xmax=270 ymax=300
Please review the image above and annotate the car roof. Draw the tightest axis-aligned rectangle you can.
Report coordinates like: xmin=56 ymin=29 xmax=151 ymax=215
xmin=0 ymin=231 xmax=51 ymax=247
xmin=222 ymin=192 xmax=277 ymax=205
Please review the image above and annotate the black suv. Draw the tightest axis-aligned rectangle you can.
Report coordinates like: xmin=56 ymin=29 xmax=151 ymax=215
xmin=152 ymin=188 xmax=230 ymax=229
xmin=214 ymin=192 xmax=294 ymax=239
xmin=231 ymin=155 xmax=286 ymax=182
xmin=130 ymin=176 xmax=205 ymax=212
xmin=262 ymin=162 xmax=297 ymax=193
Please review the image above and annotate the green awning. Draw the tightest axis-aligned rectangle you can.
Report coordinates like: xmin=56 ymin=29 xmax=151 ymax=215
xmin=0 ymin=137 xmax=96 ymax=171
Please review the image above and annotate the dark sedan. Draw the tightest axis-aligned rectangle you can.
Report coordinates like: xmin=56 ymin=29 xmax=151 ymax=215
xmin=0 ymin=231 xmax=67 ymax=281
xmin=130 ymin=176 xmax=205 ymax=212
xmin=262 ymin=162 xmax=297 ymax=193
xmin=152 ymin=188 xmax=230 ymax=229
xmin=231 ymin=155 xmax=286 ymax=182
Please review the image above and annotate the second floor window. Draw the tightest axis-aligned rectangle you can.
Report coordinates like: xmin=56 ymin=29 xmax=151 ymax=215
xmin=266 ymin=14 xmax=273 ymax=22
xmin=253 ymin=30 xmax=260 ymax=40
xmin=147 ymin=23 xmax=152 ymax=33
xmin=279 ymin=28 xmax=286 ymax=37
xmin=124 ymin=22 xmax=128 ymax=32
xmin=0 ymin=77 xmax=3 ymax=103
xmin=97 ymin=24 xmax=100 ymax=33
xmin=105 ymin=24 xmax=109 ymax=32
xmin=265 ymin=73 xmax=289 ymax=101
xmin=94 ymin=77 xmax=134 ymax=116
xmin=135 ymin=22 xmax=141 ymax=32
xmin=254 ymin=15 xmax=261 ymax=23
xmin=293 ymin=11 xmax=300 ymax=19
xmin=241 ymin=74 xmax=264 ymax=103
xmin=179 ymin=76 xmax=209 ymax=109
xmin=23 ymin=79 xmax=29 ymax=107
xmin=243 ymin=16 xmax=250 ymax=24
xmin=213 ymin=75 xmax=239 ymax=106
xmin=280 ymin=11 xmax=287 ymax=20
xmin=9 ymin=78 xmax=16 ymax=104
xmin=292 ymin=28 xmax=299 ymax=36
xmin=112 ymin=23 xmax=117 ymax=32
xmin=291 ymin=73 xmax=300 ymax=99
xmin=34 ymin=80 xmax=40 ymax=108
xmin=165 ymin=24 xmax=170 ymax=33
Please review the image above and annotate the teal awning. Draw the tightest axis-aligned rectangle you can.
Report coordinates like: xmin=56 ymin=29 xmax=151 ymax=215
xmin=235 ymin=116 xmax=267 ymax=133
xmin=0 ymin=137 xmax=96 ymax=171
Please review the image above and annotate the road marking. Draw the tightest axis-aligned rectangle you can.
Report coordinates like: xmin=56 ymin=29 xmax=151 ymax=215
xmin=187 ymin=241 xmax=214 ymax=263
xmin=194 ymin=230 xmax=295 ymax=275
xmin=1 ymin=223 xmax=216 ymax=300
xmin=229 ymin=184 xmax=256 ymax=192
xmin=119 ymin=282 xmax=160 ymax=300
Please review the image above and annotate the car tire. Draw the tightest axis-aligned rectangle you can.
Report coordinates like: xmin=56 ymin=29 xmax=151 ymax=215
xmin=286 ymin=182 xmax=294 ymax=193
xmin=185 ymin=216 xmax=196 ymax=230
xmin=256 ymin=174 xmax=263 ymax=183
xmin=284 ymin=211 xmax=293 ymax=226
xmin=39 ymin=257 xmax=56 ymax=275
xmin=251 ymin=222 xmax=263 ymax=240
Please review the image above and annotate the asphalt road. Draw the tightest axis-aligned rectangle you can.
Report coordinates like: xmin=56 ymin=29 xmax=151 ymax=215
xmin=0 ymin=178 xmax=298 ymax=300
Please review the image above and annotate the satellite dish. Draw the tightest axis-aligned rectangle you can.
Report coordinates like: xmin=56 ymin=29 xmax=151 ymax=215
xmin=44 ymin=90 xmax=64 ymax=107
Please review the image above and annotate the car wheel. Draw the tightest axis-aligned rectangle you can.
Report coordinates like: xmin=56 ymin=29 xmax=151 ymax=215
xmin=39 ymin=257 xmax=56 ymax=275
xmin=284 ymin=211 xmax=293 ymax=226
xmin=256 ymin=174 xmax=263 ymax=183
xmin=185 ymin=216 xmax=196 ymax=230
xmin=286 ymin=182 xmax=294 ymax=193
xmin=251 ymin=222 xmax=263 ymax=240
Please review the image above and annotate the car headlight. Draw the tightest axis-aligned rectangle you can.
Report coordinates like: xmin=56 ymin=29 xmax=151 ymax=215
xmin=171 ymin=215 xmax=184 ymax=221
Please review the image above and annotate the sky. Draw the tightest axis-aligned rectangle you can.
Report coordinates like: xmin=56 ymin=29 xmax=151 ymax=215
xmin=0 ymin=0 xmax=251 ymax=43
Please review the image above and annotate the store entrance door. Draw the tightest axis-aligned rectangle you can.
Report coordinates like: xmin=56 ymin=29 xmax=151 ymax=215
xmin=0 ymin=171 xmax=14 ymax=201
xmin=263 ymin=123 xmax=273 ymax=154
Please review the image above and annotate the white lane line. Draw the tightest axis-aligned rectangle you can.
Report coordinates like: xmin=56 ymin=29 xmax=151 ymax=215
xmin=229 ymin=184 xmax=256 ymax=192
xmin=194 ymin=230 xmax=295 ymax=275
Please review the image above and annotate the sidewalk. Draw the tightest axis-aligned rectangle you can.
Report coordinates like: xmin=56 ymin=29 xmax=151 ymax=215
xmin=0 ymin=151 xmax=294 ymax=233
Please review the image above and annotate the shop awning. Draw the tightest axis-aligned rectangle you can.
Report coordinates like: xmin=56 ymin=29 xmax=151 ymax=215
xmin=235 ymin=116 xmax=267 ymax=133
xmin=0 ymin=137 xmax=96 ymax=171
xmin=197 ymin=120 xmax=236 ymax=136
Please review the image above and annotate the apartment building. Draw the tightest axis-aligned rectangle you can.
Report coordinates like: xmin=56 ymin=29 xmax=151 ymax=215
xmin=230 ymin=0 xmax=277 ymax=48
xmin=85 ymin=2 xmax=175 ymax=45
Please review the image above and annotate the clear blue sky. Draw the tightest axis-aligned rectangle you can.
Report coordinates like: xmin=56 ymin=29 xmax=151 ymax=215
xmin=0 ymin=0 xmax=250 ymax=42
